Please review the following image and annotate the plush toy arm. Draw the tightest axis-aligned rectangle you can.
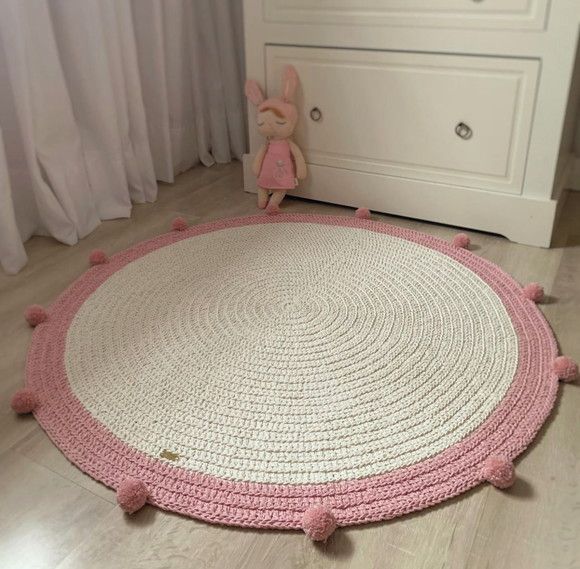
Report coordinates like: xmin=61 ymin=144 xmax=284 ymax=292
xmin=252 ymin=144 xmax=267 ymax=177
xmin=288 ymin=140 xmax=307 ymax=180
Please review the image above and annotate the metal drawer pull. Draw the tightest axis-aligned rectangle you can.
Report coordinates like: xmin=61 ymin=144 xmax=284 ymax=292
xmin=310 ymin=107 xmax=322 ymax=121
xmin=455 ymin=122 xmax=473 ymax=140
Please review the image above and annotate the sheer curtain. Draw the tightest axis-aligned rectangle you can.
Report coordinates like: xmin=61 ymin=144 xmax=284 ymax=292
xmin=0 ymin=0 xmax=245 ymax=274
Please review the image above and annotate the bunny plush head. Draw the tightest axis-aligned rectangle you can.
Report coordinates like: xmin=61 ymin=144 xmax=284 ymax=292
xmin=245 ymin=65 xmax=299 ymax=140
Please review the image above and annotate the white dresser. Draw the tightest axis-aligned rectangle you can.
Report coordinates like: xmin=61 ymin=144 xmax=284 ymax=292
xmin=242 ymin=1 xmax=580 ymax=247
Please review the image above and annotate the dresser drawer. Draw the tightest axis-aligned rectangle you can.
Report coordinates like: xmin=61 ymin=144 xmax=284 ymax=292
xmin=264 ymin=0 xmax=549 ymax=31
xmin=266 ymin=46 xmax=539 ymax=194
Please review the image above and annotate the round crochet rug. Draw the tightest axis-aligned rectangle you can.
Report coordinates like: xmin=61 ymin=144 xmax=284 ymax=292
xmin=26 ymin=214 xmax=559 ymax=529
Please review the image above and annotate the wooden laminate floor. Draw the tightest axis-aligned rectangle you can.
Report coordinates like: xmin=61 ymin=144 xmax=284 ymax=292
xmin=1 ymin=162 xmax=579 ymax=569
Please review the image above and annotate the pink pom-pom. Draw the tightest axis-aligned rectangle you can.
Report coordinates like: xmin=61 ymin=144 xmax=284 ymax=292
xmin=553 ymin=356 xmax=578 ymax=382
xmin=355 ymin=207 xmax=371 ymax=220
xmin=24 ymin=305 xmax=48 ymax=327
xmin=452 ymin=233 xmax=471 ymax=249
xmin=89 ymin=249 xmax=108 ymax=266
xmin=171 ymin=217 xmax=188 ymax=232
xmin=481 ymin=455 xmax=515 ymax=489
xmin=265 ymin=203 xmax=281 ymax=215
xmin=10 ymin=389 xmax=38 ymax=414
xmin=117 ymin=478 xmax=149 ymax=514
xmin=522 ymin=283 xmax=544 ymax=303
xmin=301 ymin=504 xmax=337 ymax=541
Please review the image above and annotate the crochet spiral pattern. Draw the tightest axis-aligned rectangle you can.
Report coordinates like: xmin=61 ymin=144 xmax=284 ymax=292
xmin=23 ymin=214 xmax=561 ymax=531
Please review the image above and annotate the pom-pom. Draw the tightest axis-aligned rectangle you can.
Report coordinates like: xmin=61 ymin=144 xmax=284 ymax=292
xmin=481 ymin=455 xmax=515 ymax=489
xmin=355 ymin=207 xmax=371 ymax=220
xmin=522 ymin=283 xmax=544 ymax=303
xmin=265 ymin=203 xmax=281 ymax=215
xmin=452 ymin=233 xmax=471 ymax=249
xmin=553 ymin=356 xmax=578 ymax=382
xmin=301 ymin=504 xmax=337 ymax=541
xmin=171 ymin=217 xmax=188 ymax=232
xmin=10 ymin=389 xmax=38 ymax=414
xmin=24 ymin=305 xmax=48 ymax=327
xmin=89 ymin=249 xmax=108 ymax=266
xmin=117 ymin=478 xmax=149 ymax=514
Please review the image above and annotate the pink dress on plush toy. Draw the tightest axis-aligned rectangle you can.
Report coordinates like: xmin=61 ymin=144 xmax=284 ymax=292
xmin=257 ymin=140 xmax=297 ymax=191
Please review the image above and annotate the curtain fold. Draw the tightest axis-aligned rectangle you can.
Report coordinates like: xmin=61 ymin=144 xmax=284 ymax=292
xmin=0 ymin=0 xmax=245 ymax=274
xmin=0 ymin=129 xmax=27 ymax=272
xmin=131 ymin=0 xmax=246 ymax=182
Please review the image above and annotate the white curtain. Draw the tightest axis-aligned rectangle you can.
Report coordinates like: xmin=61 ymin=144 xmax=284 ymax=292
xmin=0 ymin=0 xmax=246 ymax=274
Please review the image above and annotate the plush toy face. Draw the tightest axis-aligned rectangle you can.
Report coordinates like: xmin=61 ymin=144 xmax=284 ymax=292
xmin=256 ymin=109 xmax=294 ymax=140
xmin=245 ymin=65 xmax=300 ymax=141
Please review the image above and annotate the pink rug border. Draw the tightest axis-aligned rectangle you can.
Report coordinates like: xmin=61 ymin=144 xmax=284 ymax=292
xmin=25 ymin=214 xmax=559 ymax=529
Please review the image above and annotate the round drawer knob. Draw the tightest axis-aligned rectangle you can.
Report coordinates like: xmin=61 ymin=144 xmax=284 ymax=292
xmin=310 ymin=107 xmax=322 ymax=122
xmin=455 ymin=122 xmax=473 ymax=140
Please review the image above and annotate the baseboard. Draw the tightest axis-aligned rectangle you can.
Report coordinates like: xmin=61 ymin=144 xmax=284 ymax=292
xmin=242 ymin=154 xmax=558 ymax=247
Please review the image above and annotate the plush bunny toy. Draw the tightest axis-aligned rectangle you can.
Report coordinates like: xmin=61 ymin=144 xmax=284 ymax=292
xmin=245 ymin=65 xmax=307 ymax=214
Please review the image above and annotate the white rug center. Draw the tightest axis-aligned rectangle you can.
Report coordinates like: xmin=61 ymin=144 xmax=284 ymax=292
xmin=66 ymin=223 xmax=518 ymax=484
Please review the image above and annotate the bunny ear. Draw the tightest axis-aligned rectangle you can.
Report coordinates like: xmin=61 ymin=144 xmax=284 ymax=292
xmin=282 ymin=65 xmax=299 ymax=102
xmin=245 ymin=80 xmax=265 ymax=106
